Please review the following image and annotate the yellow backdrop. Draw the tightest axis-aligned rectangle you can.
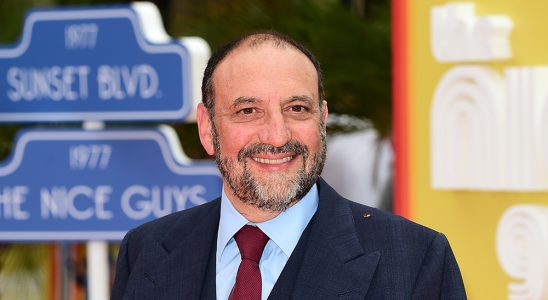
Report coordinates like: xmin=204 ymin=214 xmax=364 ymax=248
xmin=405 ymin=1 xmax=548 ymax=299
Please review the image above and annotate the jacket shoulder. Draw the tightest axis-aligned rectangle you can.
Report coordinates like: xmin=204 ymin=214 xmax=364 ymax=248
xmin=347 ymin=200 xmax=444 ymax=253
xmin=345 ymin=200 xmax=465 ymax=298
xmin=125 ymin=199 xmax=220 ymax=248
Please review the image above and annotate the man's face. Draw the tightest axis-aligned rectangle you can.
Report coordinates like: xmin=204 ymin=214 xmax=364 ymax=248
xmin=197 ymin=43 xmax=328 ymax=212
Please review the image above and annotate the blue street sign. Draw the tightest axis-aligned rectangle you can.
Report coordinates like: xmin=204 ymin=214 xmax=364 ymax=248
xmin=0 ymin=127 xmax=222 ymax=241
xmin=0 ymin=3 xmax=209 ymax=122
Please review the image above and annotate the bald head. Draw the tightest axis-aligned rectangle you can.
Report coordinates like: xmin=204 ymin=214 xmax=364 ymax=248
xmin=201 ymin=31 xmax=324 ymax=116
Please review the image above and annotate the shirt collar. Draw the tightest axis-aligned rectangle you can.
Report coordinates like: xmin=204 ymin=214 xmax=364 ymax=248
xmin=216 ymin=184 xmax=319 ymax=263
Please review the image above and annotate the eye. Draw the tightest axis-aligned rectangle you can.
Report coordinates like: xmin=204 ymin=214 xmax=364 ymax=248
xmin=290 ymin=105 xmax=308 ymax=113
xmin=232 ymin=107 xmax=262 ymax=121
xmin=239 ymin=107 xmax=255 ymax=114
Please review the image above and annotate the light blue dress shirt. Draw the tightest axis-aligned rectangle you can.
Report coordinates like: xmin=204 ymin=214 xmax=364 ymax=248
xmin=215 ymin=184 xmax=319 ymax=300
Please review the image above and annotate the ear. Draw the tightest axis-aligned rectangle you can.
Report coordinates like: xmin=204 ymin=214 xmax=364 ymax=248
xmin=196 ymin=103 xmax=215 ymax=156
xmin=321 ymin=100 xmax=328 ymax=132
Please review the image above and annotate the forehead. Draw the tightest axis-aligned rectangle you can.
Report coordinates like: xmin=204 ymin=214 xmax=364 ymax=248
xmin=212 ymin=43 xmax=318 ymax=103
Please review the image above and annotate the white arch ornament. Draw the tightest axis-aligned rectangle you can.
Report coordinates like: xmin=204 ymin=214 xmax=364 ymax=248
xmin=496 ymin=205 xmax=548 ymax=300
xmin=431 ymin=65 xmax=506 ymax=190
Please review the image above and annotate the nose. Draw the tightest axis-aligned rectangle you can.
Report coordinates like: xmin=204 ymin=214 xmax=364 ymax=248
xmin=258 ymin=110 xmax=291 ymax=147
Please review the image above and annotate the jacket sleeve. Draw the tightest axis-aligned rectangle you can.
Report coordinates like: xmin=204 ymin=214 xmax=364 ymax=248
xmin=110 ymin=231 xmax=132 ymax=300
xmin=411 ymin=233 xmax=467 ymax=300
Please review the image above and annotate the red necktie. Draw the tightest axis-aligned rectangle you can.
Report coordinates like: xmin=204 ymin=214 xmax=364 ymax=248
xmin=229 ymin=225 xmax=269 ymax=300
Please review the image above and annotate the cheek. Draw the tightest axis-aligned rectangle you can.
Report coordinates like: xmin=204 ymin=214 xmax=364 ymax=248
xmin=217 ymin=126 xmax=255 ymax=156
xmin=292 ymin=124 xmax=323 ymax=147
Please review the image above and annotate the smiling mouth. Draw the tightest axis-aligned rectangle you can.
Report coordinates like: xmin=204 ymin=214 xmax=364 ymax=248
xmin=252 ymin=155 xmax=294 ymax=165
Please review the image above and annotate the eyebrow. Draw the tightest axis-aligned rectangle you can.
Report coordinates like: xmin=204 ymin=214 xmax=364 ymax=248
xmin=286 ymin=95 xmax=314 ymax=104
xmin=231 ymin=95 xmax=316 ymax=108
xmin=232 ymin=96 xmax=260 ymax=108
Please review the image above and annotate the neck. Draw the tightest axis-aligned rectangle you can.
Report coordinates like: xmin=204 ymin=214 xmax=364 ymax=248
xmin=229 ymin=197 xmax=281 ymax=223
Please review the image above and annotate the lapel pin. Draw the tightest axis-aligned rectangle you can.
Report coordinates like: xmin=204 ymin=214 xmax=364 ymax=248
xmin=363 ymin=213 xmax=371 ymax=219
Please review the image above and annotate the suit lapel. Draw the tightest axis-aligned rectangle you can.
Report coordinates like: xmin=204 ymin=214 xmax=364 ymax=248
xmin=289 ymin=179 xmax=380 ymax=299
xmin=140 ymin=200 xmax=220 ymax=300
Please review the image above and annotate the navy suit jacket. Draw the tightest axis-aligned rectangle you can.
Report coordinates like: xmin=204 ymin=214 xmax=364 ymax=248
xmin=111 ymin=179 xmax=466 ymax=299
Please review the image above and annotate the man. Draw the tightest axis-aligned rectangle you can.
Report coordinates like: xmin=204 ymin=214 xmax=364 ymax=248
xmin=111 ymin=31 xmax=466 ymax=299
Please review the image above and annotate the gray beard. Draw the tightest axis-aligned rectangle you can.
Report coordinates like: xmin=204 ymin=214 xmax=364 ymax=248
xmin=212 ymin=125 xmax=326 ymax=212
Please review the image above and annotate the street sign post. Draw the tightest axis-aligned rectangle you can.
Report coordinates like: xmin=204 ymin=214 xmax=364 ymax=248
xmin=0 ymin=3 xmax=214 ymax=299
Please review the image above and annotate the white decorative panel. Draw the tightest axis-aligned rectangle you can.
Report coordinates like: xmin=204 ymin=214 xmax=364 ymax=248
xmin=542 ymin=90 xmax=548 ymax=188
xmin=496 ymin=205 xmax=548 ymax=300
xmin=505 ymin=68 xmax=548 ymax=190
xmin=431 ymin=65 xmax=506 ymax=189
xmin=431 ymin=2 xmax=513 ymax=63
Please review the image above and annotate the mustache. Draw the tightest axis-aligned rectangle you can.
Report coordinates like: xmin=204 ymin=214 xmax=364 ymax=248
xmin=237 ymin=140 xmax=308 ymax=162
